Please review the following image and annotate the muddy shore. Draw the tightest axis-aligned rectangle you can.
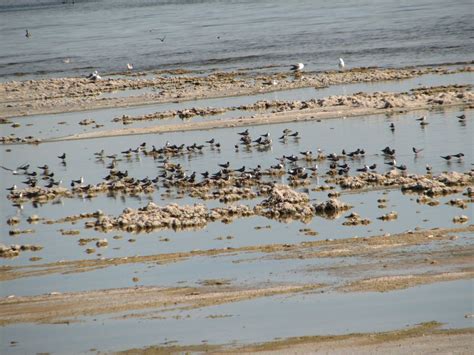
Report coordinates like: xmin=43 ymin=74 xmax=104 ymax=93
xmin=0 ymin=64 xmax=472 ymax=118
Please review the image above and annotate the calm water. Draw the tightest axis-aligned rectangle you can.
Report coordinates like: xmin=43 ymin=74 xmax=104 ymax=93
xmin=0 ymin=0 xmax=473 ymax=79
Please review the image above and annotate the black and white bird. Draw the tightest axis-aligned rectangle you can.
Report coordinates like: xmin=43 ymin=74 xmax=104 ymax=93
xmin=290 ymin=63 xmax=304 ymax=71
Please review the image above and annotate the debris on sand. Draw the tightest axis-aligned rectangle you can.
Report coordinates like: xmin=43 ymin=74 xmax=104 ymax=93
xmin=0 ymin=244 xmax=43 ymax=258
xmin=255 ymin=184 xmax=315 ymax=221
xmin=378 ymin=211 xmax=398 ymax=221
xmin=313 ymin=198 xmax=352 ymax=219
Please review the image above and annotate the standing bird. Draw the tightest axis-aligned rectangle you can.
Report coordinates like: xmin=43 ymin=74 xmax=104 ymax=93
xmin=290 ymin=63 xmax=304 ymax=71
xmin=25 ymin=29 xmax=31 ymax=38
xmin=338 ymin=58 xmax=345 ymax=70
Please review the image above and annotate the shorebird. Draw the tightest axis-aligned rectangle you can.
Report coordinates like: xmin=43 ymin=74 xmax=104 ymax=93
xmin=288 ymin=131 xmax=299 ymax=138
xmin=356 ymin=165 xmax=370 ymax=172
xmin=58 ymin=153 xmax=66 ymax=160
xmin=290 ymin=63 xmax=304 ymax=71
xmin=412 ymin=147 xmax=423 ymax=154
xmin=238 ymin=129 xmax=249 ymax=136
xmin=440 ymin=155 xmax=452 ymax=161
xmin=25 ymin=29 xmax=31 ymax=38
xmin=416 ymin=115 xmax=427 ymax=121
xmin=452 ymin=153 xmax=464 ymax=160
xmin=87 ymin=70 xmax=102 ymax=81
xmin=6 ymin=185 xmax=17 ymax=192
xmin=338 ymin=58 xmax=345 ymax=70
xmin=457 ymin=114 xmax=466 ymax=121
xmin=127 ymin=63 xmax=133 ymax=70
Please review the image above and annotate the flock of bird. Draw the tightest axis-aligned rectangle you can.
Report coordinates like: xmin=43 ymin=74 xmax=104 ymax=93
xmin=3 ymin=111 xmax=467 ymax=196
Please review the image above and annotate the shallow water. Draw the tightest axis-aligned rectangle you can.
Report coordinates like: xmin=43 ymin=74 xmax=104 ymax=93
xmin=1 ymin=107 xmax=472 ymax=274
xmin=1 ymin=0 xmax=472 ymax=80
xmin=3 ymin=71 xmax=473 ymax=140
xmin=1 ymin=279 xmax=472 ymax=354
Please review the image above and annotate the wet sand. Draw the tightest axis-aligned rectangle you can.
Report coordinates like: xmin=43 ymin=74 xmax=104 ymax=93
xmin=0 ymin=64 xmax=471 ymax=118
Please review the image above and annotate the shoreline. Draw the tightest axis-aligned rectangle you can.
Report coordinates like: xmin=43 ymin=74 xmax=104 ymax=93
xmin=1 ymin=63 xmax=471 ymax=119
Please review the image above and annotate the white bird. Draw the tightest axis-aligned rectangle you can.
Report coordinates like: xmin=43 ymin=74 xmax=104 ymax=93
xmin=127 ymin=63 xmax=133 ymax=70
xmin=290 ymin=63 xmax=304 ymax=71
xmin=63 ymin=58 xmax=71 ymax=64
xmin=338 ymin=58 xmax=345 ymax=70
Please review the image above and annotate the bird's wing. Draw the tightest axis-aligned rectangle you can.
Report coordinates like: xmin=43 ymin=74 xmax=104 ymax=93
xmin=0 ymin=165 xmax=13 ymax=171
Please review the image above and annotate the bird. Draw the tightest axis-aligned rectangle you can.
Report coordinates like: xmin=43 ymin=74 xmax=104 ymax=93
xmin=290 ymin=63 xmax=304 ymax=71
xmin=6 ymin=185 xmax=17 ymax=192
xmin=86 ymin=70 xmax=101 ymax=81
xmin=58 ymin=153 xmax=66 ymax=160
xmin=385 ymin=159 xmax=397 ymax=167
xmin=338 ymin=58 xmax=345 ymax=70
xmin=157 ymin=35 xmax=166 ymax=42
xmin=62 ymin=58 xmax=71 ymax=64
xmin=452 ymin=153 xmax=464 ymax=159
xmin=412 ymin=147 xmax=423 ymax=154
xmin=127 ymin=63 xmax=133 ymax=70
xmin=205 ymin=138 xmax=215 ymax=144
xmin=426 ymin=165 xmax=432 ymax=173
xmin=25 ymin=29 xmax=31 ymax=38
xmin=440 ymin=155 xmax=452 ymax=161
xmin=260 ymin=132 xmax=270 ymax=138
xmin=416 ymin=115 xmax=427 ymax=121
xmin=288 ymin=131 xmax=299 ymax=138
xmin=457 ymin=114 xmax=466 ymax=120
xmin=356 ymin=165 xmax=369 ymax=172
xmin=369 ymin=163 xmax=377 ymax=170
xmin=218 ymin=161 xmax=230 ymax=169
xmin=238 ymin=129 xmax=249 ymax=136
xmin=390 ymin=123 xmax=395 ymax=131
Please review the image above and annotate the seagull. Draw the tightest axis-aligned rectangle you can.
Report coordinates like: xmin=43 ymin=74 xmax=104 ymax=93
xmin=127 ymin=63 xmax=133 ymax=70
xmin=338 ymin=58 xmax=345 ymax=70
xmin=290 ymin=63 xmax=304 ymax=71
xmin=25 ymin=29 xmax=31 ymax=38
xmin=87 ymin=70 xmax=102 ymax=81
